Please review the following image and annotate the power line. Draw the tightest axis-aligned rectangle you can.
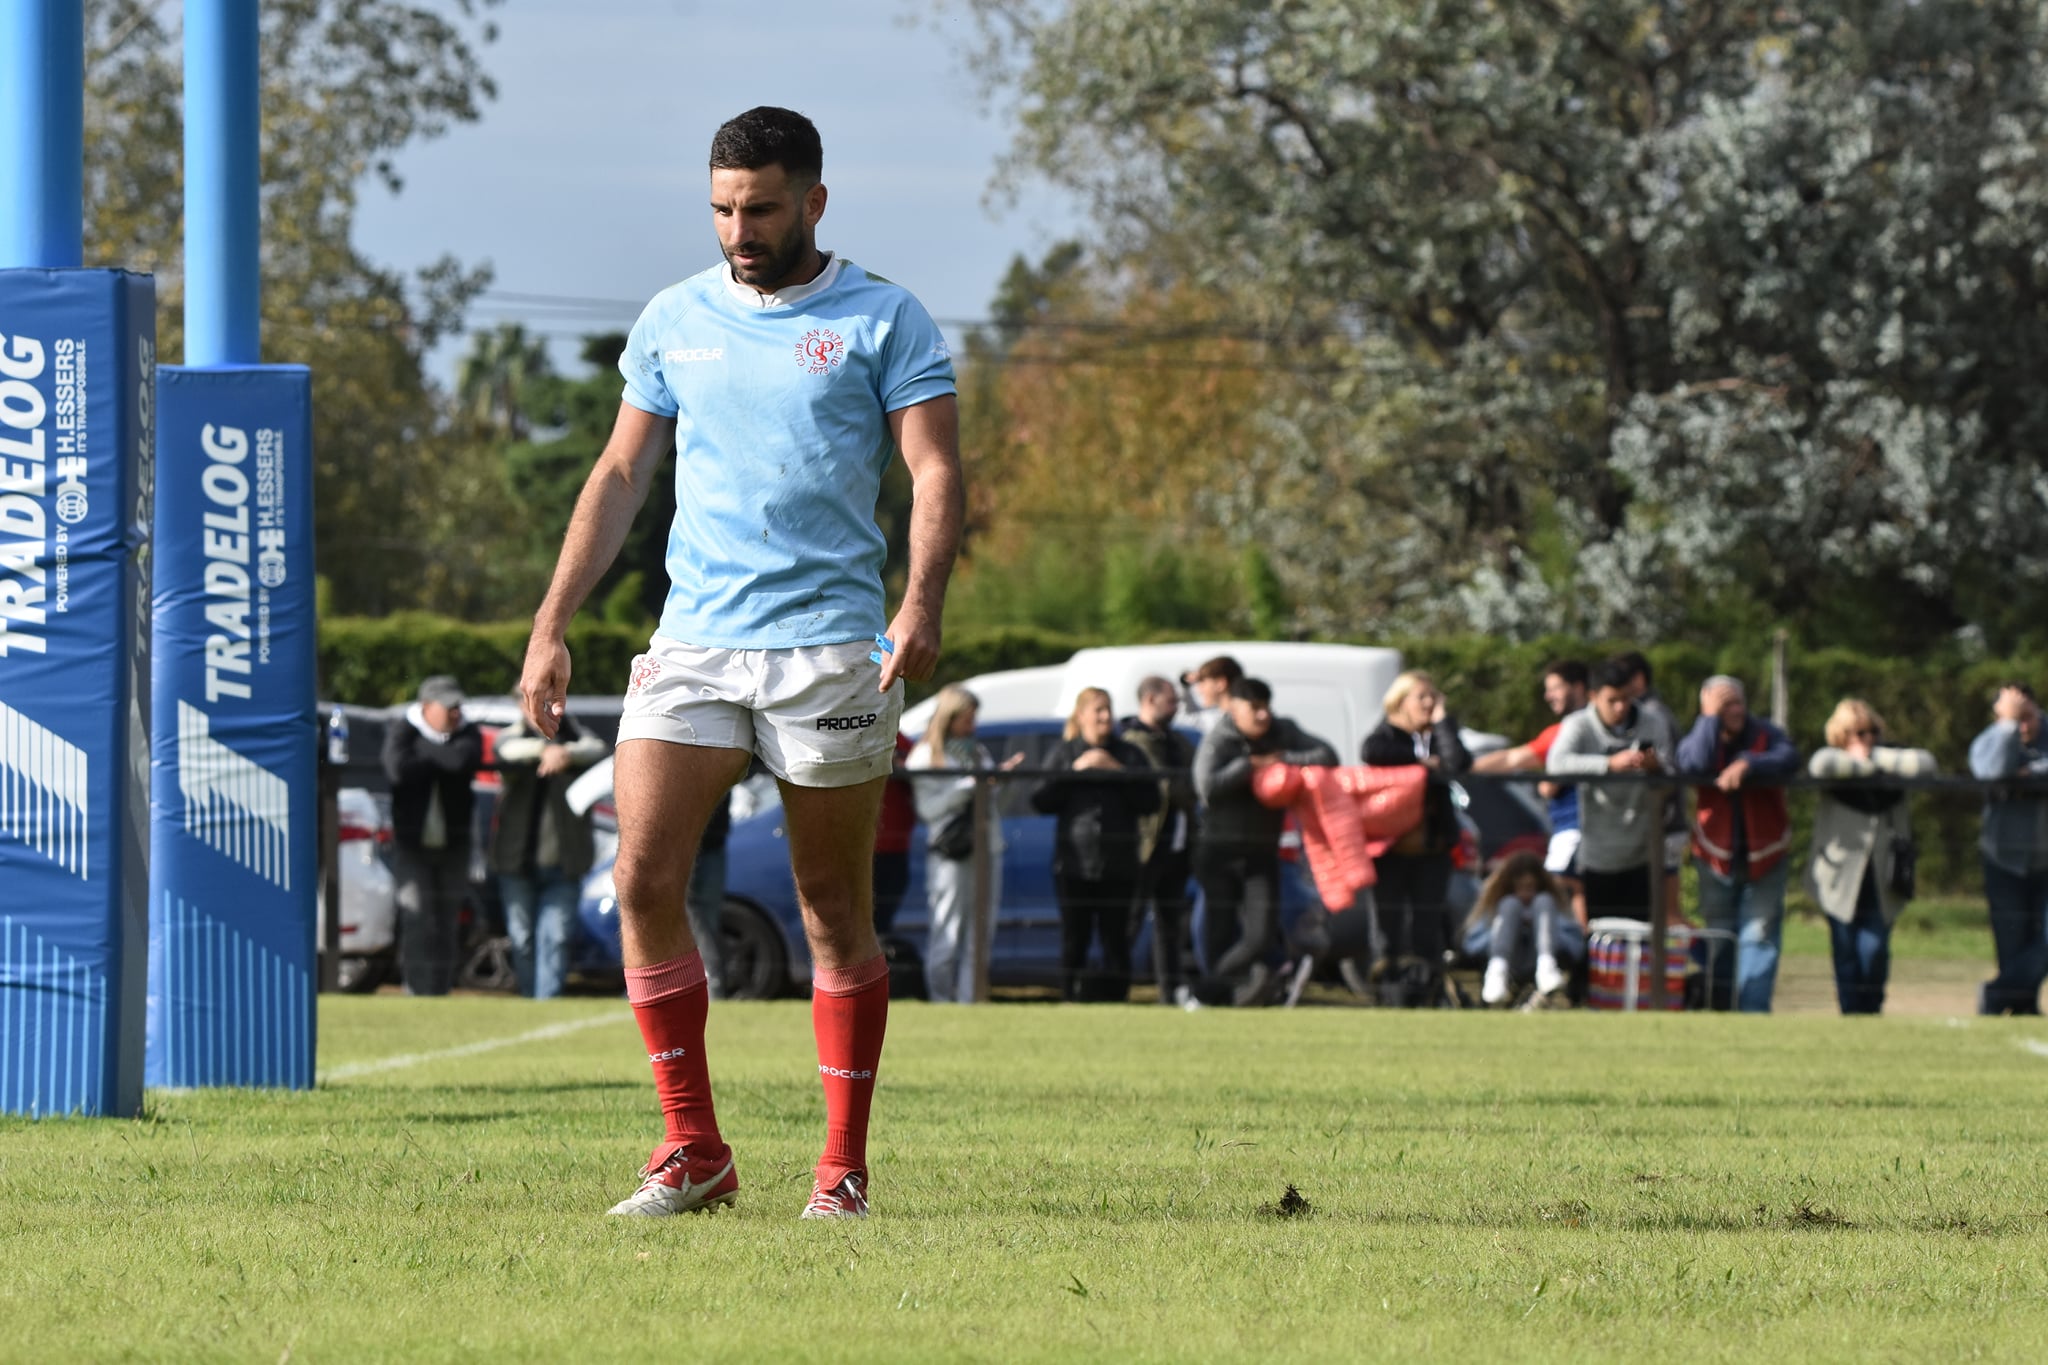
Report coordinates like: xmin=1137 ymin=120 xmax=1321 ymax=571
xmin=461 ymin=287 xmax=1383 ymax=347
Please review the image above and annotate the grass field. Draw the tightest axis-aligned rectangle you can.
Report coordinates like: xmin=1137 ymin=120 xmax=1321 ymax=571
xmin=5 ymin=970 xmax=2048 ymax=1363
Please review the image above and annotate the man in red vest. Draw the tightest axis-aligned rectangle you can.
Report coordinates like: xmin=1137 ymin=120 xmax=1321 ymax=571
xmin=1677 ymin=675 xmax=1800 ymax=1011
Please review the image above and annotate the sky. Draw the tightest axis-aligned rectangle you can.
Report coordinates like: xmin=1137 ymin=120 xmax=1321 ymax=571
xmin=350 ymin=0 xmax=1078 ymax=384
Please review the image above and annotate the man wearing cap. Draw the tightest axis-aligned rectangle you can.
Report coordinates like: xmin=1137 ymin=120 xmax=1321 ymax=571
xmin=382 ymin=676 xmax=486 ymax=996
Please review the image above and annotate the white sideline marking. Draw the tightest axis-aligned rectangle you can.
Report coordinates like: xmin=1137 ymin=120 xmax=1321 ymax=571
xmin=320 ymin=1011 xmax=632 ymax=1082
xmin=2022 ymin=1039 xmax=2048 ymax=1060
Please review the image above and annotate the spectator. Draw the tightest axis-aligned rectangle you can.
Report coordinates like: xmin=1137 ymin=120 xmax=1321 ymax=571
xmin=1180 ymin=655 xmax=1244 ymax=735
xmin=382 ymin=676 xmax=486 ymax=996
xmin=1119 ymin=676 xmax=1200 ymax=1006
xmin=1191 ymin=677 xmax=1338 ymax=1006
xmin=905 ymin=686 xmax=1021 ymax=1003
xmin=872 ymin=732 xmax=916 ymax=937
xmin=491 ymin=710 xmax=609 ymax=999
xmin=1546 ymin=657 xmax=1675 ymax=921
xmin=1808 ymin=700 xmax=1936 ymax=1015
xmin=1677 ymin=675 xmax=1800 ymax=1012
xmin=1461 ymin=851 xmax=1582 ymax=1004
xmin=1617 ymin=649 xmax=1688 ymax=908
xmin=1470 ymin=658 xmax=1590 ymax=921
xmin=1968 ymin=683 xmax=2048 ymax=1015
xmin=1361 ymin=670 xmax=1473 ymax=978
xmin=687 ymin=794 xmax=734 ymax=998
xmin=1034 ymin=688 xmax=1158 ymax=1002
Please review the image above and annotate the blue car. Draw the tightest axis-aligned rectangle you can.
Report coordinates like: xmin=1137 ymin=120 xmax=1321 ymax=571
xmin=575 ymin=719 xmax=1476 ymax=998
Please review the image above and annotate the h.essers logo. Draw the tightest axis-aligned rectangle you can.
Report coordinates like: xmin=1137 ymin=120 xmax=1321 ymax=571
xmin=816 ymin=712 xmax=878 ymax=732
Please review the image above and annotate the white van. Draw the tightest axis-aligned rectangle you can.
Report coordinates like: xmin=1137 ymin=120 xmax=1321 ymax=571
xmin=902 ymin=641 xmax=1403 ymax=759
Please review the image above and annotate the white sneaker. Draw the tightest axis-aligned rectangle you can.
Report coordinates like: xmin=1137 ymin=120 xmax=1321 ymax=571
xmin=800 ymin=1170 xmax=869 ymax=1220
xmin=605 ymin=1146 xmax=739 ymax=1217
xmin=1535 ymin=954 xmax=1567 ymax=997
xmin=1481 ymin=957 xmax=1511 ymax=1006
xmin=1174 ymin=984 xmax=1204 ymax=1012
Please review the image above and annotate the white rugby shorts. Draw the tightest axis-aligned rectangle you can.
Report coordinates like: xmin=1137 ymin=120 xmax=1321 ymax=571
xmin=617 ymin=636 xmax=903 ymax=788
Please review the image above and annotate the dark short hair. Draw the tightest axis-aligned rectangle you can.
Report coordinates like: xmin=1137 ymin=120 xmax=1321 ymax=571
xmin=709 ymin=106 xmax=822 ymax=182
xmin=1190 ymin=655 xmax=1244 ymax=684
xmin=1137 ymin=675 xmax=1177 ymax=702
xmin=1590 ymin=657 xmax=1636 ymax=693
xmin=1227 ymin=677 xmax=1272 ymax=705
xmin=1542 ymin=659 xmax=1588 ymax=689
xmin=1614 ymin=649 xmax=1652 ymax=687
xmin=2003 ymin=681 xmax=2039 ymax=703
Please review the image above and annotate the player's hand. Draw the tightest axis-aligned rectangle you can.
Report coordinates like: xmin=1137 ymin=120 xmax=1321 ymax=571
xmin=519 ymin=632 xmax=571 ymax=739
xmin=878 ymin=603 xmax=940 ymax=691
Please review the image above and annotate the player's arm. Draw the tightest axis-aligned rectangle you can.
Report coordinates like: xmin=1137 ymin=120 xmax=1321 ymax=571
xmin=879 ymin=394 xmax=963 ymax=691
xmin=518 ymin=401 xmax=677 ymax=735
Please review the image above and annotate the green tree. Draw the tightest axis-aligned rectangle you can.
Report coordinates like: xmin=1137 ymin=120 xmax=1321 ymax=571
xmin=457 ymin=323 xmax=553 ymax=441
xmin=504 ymin=334 xmax=674 ymax=628
xmin=83 ymin=0 xmax=517 ymax=617
xmin=954 ymin=0 xmax=2048 ymax=651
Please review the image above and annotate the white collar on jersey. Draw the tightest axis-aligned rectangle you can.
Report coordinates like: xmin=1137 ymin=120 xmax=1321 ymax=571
xmin=721 ymin=251 xmax=843 ymax=309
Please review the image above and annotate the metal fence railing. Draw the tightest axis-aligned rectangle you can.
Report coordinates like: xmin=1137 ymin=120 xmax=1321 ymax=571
xmin=904 ymin=761 xmax=2038 ymax=1007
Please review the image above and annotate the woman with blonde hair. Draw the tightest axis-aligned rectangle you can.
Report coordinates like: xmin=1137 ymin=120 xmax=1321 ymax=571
xmin=1361 ymin=669 xmax=1473 ymax=993
xmin=1807 ymin=698 xmax=1936 ymax=1014
xmin=904 ymin=686 xmax=1020 ymax=1003
xmin=1032 ymin=687 xmax=1157 ymax=1001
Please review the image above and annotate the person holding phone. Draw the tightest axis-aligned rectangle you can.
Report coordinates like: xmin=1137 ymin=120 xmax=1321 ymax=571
xmin=1545 ymin=656 xmax=1677 ymax=921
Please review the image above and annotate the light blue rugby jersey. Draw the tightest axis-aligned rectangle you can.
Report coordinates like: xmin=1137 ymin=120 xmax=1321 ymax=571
xmin=619 ymin=256 xmax=956 ymax=649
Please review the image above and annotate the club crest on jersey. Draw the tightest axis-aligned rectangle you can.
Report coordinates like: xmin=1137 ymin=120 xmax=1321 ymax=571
xmin=628 ymin=655 xmax=662 ymax=694
xmin=795 ymin=327 xmax=846 ymax=374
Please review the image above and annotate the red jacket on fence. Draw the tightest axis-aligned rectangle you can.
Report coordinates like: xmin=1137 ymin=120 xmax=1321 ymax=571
xmin=1252 ymin=763 xmax=1429 ymax=912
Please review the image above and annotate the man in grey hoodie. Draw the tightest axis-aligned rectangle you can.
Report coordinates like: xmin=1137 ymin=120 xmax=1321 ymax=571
xmin=1190 ymin=677 xmax=1338 ymax=1006
xmin=1545 ymin=657 xmax=1677 ymax=920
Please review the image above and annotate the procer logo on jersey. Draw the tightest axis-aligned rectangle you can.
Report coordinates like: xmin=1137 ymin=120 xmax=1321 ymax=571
xmin=819 ymin=1064 xmax=874 ymax=1080
xmin=816 ymin=711 xmax=879 ymax=732
xmin=664 ymin=347 xmax=724 ymax=364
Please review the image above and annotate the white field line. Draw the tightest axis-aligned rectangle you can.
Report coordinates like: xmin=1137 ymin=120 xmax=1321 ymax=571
xmin=2023 ymin=1038 xmax=2048 ymax=1060
xmin=320 ymin=1010 xmax=633 ymax=1082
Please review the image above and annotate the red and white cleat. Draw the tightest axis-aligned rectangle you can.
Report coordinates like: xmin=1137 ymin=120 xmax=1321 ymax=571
xmin=800 ymin=1170 xmax=869 ymax=1220
xmin=605 ymin=1145 xmax=739 ymax=1217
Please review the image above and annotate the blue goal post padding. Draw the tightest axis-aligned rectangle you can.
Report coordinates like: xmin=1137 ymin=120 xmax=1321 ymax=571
xmin=147 ymin=366 xmax=316 ymax=1090
xmin=0 ymin=268 xmax=156 ymax=1119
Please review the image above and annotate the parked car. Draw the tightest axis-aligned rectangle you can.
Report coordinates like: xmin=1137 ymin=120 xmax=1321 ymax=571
xmin=315 ymin=786 xmax=397 ymax=993
xmin=572 ymin=718 xmax=1485 ymax=999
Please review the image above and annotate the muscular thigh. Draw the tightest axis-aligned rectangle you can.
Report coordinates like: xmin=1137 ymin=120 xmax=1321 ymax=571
xmin=778 ymin=775 xmax=886 ymax=971
xmin=612 ymin=739 xmax=751 ymax=958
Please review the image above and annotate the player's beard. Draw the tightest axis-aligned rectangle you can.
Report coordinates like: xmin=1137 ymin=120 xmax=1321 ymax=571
xmin=724 ymin=220 xmax=812 ymax=290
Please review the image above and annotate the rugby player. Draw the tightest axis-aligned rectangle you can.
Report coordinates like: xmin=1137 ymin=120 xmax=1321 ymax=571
xmin=517 ymin=106 xmax=962 ymax=1220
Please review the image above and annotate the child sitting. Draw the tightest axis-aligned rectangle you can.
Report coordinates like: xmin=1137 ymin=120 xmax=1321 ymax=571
xmin=1463 ymin=852 xmax=1585 ymax=1005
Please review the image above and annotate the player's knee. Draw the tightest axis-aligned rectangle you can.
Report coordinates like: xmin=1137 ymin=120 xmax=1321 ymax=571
xmin=612 ymin=849 xmax=690 ymax=919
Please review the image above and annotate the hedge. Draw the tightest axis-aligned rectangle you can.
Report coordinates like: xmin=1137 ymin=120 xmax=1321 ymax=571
xmin=316 ymin=614 xmax=1090 ymax=707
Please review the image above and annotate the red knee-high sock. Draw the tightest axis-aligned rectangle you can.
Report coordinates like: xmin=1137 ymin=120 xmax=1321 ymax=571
xmin=813 ymin=954 xmax=889 ymax=1188
xmin=625 ymin=951 xmax=725 ymax=1171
